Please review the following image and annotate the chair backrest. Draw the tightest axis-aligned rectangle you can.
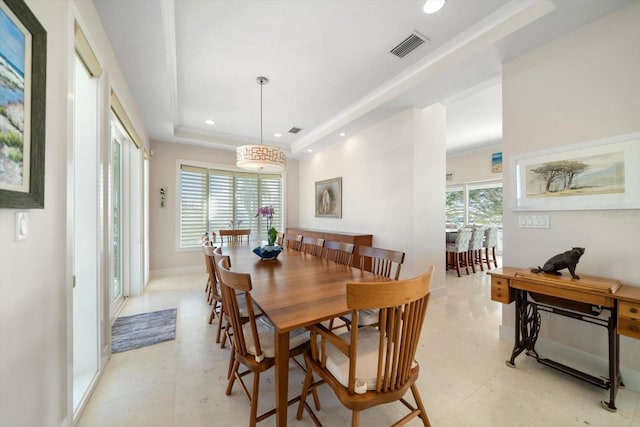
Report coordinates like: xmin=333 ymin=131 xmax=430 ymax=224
xmin=344 ymin=267 xmax=433 ymax=394
xmin=452 ymin=228 xmax=472 ymax=252
xmin=211 ymin=249 xmax=230 ymax=287
xmin=217 ymin=260 xmax=262 ymax=360
xmin=302 ymin=237 xmax=325 ymax=257
xmin=276 ymin=232 xmax=284 ymax=246
xmin=219 ymin=229 xmax=251 ymax=245
xmin=203 ymin=245 xmax=221 ymax=299
xmin=358 ymin=246 xmax=405 ymax=280
xmin=469 ymin=227 xmax=486 ymax=251
xmin=285 ymin=234 xmax=303 ymax=250
xmin=323 ymin=241 xmax=354 ymax=266
xmin=485 ymin=227 xmax=498 ymax=247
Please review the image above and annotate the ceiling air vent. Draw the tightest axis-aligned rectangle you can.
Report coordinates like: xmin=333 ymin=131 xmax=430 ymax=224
xmin=288 ymin=127 xmax=302 ymax=134
xmin=390 ymin=31 xmax=428 ymax=58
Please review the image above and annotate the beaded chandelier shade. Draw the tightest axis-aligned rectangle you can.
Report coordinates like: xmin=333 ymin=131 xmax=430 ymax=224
xmin=236 ymin=76 xmax=286 ymax=173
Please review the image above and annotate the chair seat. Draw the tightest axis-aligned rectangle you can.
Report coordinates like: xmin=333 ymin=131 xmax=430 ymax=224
xmin=446 ymin=243 xmax=462 ymax=252
xmin=341 ymin=309 xmax=379 ymax=326
xmin=324 ymin=327 xmax=416 ymax=394
xmin=241 ymin=316 xmax=309 ymax=358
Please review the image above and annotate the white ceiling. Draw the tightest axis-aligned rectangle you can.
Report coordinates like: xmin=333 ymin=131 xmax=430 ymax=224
xmin=93 ymin=0 xmax=632 ymax=157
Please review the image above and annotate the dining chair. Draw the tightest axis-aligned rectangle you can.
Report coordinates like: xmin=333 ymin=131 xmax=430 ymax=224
xmin=212 ymin=250 xmax=263 ymax=350
xmin=483 ymin=226 xmax=499 ymax=269
xmin=302 ymin=237 xmax=325 ymax=257
xmin=203 ymin=245 xmax=223 ymax=328
xmin=217 ymin=261 xmax=320 ymax=427
xmin=467 ymin=226 xmax=487 ymax=273
xmin=219 ymin=229 xmax=251 ymax=245
xmin=276 ymin=232 xmax=284 ymax=246
xmin=445 ymin=227 xmax=472 ymax=277
xmin=202 ymin=239 xmax=214 ymax=295
xmin=296 ymin=267 xmax=435 ymax=427
xmin=284 ymin=233 xmax=303 ymax=251
xmin=337 ymin=245 xmax=406 ymax=328
xmin=322 ymin=241 xmax=354 ymax=265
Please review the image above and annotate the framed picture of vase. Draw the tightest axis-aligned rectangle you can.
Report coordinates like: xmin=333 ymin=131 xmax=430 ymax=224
xmin=512 ymin=132 xmax=640 ymax=211
xmin=315 ymin=177 xmax=342 ymax=218
xmin=0 ymin=0 xmax=46 ymax=208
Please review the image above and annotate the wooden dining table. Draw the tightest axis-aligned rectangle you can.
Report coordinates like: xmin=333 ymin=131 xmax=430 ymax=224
xmin=221 ymin=245 xmax=386 ymax=426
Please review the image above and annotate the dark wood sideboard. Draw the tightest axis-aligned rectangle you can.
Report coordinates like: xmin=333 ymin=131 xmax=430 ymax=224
xmin=285 ymin=227 xmax=372 ymax=269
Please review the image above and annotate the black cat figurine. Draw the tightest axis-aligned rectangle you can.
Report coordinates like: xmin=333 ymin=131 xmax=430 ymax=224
xmin=531 ymin=247 xmax=585 ymax=279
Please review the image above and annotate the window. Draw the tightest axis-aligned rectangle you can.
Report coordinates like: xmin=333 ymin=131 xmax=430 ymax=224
xmin=468 ymin=182 xmax=503 ymax=226
xmin=179 ymin=164 xmax=283 ymax=248
xmin=445 ymin=186 xmax=464 ymax=227
xmin=445 ymin=180 xmax=503 ymax=253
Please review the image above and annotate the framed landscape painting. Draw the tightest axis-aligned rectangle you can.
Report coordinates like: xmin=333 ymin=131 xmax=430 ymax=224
xmin=315 ymin=177 xmax=342 ymax=218
xmin=0 ymin=0 xmax=46 ymax=208
xmin=513 ymin=133 xmax=640 ymax=211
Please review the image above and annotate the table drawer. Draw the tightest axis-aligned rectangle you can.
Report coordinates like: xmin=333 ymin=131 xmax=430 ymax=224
xmin=618 ymin=301 xmax=640 ymax=339
xmin=619 ymin=301 xmax=640 ymax=318
xmin=619 ymin=316 xmax=640 ymax=339
xmin=491 ymin=277 xmax=514 ymax=304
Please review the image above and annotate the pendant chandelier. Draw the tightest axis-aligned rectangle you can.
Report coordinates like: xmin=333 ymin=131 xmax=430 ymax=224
xmin=236 ymin=76 xmax=286 ymax=173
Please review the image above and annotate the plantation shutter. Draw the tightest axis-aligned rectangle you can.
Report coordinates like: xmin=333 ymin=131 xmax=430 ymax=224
xmin=178 ymin=163 xmax=284 ymax=248
xmin=259 ymin=174 xmax=283 ymax=234
xmin=208 ymin=170 xmax=234 ymax=234
xmin=180 ymin=165 xmax=208 ymax=247
xmin=235 ymin=173 xmax=259 ymax=233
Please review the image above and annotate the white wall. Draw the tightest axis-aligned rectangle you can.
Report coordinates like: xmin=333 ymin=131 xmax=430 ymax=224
xmin=148 ymin=140 xmax=299 ymax=274
xmin=446 ymin=144 xmax=503 ymax=186
xmin=297 ymin=106 xmax=446 ymax=291
xmin=0 ymin=0 xmax=148 ymax=425
xmin=502 ymin=1 xmax=640 ymax=384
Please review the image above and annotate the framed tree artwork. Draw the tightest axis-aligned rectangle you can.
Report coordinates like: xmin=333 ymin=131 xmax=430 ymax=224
xmin=512 ymin=133 xmax=640 ymax=211
xmin=0 ymin=0 xmax=46 ymax=208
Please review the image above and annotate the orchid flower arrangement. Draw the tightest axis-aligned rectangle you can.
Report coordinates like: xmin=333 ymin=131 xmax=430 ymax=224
xmin=256 ymin=206 xmax=277 ymax=246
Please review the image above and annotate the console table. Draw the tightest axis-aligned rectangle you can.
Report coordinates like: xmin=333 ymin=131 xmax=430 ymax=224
xmin=489 ymin=267 xmax=640 ymax=411
xmin=285 ymin=227 xmax=372 ymax=268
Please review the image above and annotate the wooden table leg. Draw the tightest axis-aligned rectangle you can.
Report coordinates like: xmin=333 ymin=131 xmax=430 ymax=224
xmin=275 ymin=330 xmax=290 ymax=427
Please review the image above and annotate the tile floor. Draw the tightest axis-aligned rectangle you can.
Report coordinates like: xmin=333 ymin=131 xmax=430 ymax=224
xmin=78 ymin=267 xmax=640 ymax=427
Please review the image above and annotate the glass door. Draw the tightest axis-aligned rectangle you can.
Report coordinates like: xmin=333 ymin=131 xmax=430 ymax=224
xmin=111 ymin=123 xmax=124 ymax=311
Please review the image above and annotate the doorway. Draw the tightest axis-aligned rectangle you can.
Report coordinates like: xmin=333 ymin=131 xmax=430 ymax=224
xmin=72 ymin=55 xmax=99 ymax=413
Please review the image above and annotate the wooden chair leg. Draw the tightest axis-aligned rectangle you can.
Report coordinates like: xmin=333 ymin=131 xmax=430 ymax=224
xmin=250 ymin=371 xmax=260 ymax=427
xmin=351 ymin=410 xmax=360 ymax=427
xmin=468 ymin=249 xmax=476 ymax=273
xmin=296 ymin=364 xmax=314 ymax=419
xmin=484 ymin=247 xmax=491 ymax=270
xmin=208 ymin=301 xmax=218 ymax=324
xmin=226 ymin=359 xmax=240 ymax=395
xmin=463 ymin=252 xmax=470 ymax=275
xmin=410 ymin=383 xmax=432 ymax=427
xmin=492 ymin=247 xmax=498 ymax=268
xmin=476 ymin=249 xmax=484 ymax=271
xmin=454 ymin=252 xmax=461 ymax=277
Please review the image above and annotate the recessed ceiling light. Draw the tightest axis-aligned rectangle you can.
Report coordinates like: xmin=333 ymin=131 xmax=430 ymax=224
xmin=308 ymin=149 xmax=313 ymax=153
xmin=339 ymin=132 xmax=346 ymax=137
xmin=423 ymin=0 xmax=445 ymax=14
xmin=274 ymin=133 xmax=282 ymax=137
xmin=204 ymin=119 xmax=215 ymax=125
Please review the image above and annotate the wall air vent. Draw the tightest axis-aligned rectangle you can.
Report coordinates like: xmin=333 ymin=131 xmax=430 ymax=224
xmin=390 ymin=31 xmax=429 ymax=58
xmin=288 ymin=127 xmax=302 ymax=134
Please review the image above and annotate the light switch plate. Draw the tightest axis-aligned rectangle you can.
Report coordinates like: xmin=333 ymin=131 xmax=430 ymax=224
xmin=16 ymin=211 xmax=28 ymax=241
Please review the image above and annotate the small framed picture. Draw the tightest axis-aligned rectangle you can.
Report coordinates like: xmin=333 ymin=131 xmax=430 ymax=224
xmin=315 ymin=177 xmax=342 ymax=218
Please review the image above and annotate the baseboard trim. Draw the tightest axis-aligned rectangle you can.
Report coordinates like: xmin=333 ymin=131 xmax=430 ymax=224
xmin=499 ymin=325 xmax=640 ymax=392
xmin=150 ymin=265 xmax=203 ymax=279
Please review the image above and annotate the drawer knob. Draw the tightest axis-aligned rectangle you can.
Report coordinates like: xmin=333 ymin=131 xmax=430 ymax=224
xmin=630 ymin=325 xmax=639 ymax=333
xmin=630 ymin=307 xmax=638 ymax=314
